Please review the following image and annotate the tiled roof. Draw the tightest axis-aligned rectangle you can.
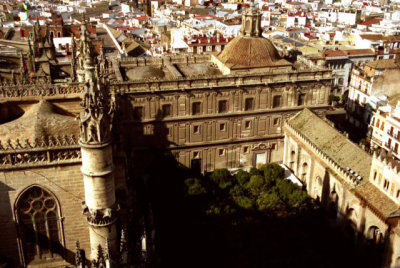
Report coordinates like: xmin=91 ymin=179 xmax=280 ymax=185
xmin=365 ymin=59 xmax=399 ymax=70
xmin=355 ymin=182 xmax=399 ymax=219
xmin=0 ymin=101 xmax=79 ymax=142
xmin=359 ymin=18 xmax=382 ymax=26
xmin=359 ymin=34 xmax=384 ymax=41
xmin=288 ymin=108 xmax=372 ymax=180
xmin=216 ymin=36 xmax=292 ymax=69
xmin=323 ymin=49 xmax=375 ymax=58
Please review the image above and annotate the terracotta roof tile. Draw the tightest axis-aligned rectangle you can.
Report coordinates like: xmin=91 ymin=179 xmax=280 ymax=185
xmin=216 ymin=36 xmax=292 ymax=69
xmin=355 ymin=182 xmax=399 ymax=219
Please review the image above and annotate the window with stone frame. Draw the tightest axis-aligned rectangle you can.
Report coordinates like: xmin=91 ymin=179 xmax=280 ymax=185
xmin=245 ymin=98 xmax=254 ymax=111
xmin=273 ymin=117 xmax=280 ymax=126
xmin=219 ymin=123 xmax=227 ymax=131
xmin=162 ymin=104 xmax=172 ymax=117
xmin=192 ymin=102 xmax=201 ymax=115
xmin=193 ymin=125 xmax=200 ymax=134
xmin=16 ymin=186 xmax=63 ymax=264
xmin=218 ymin=100 xmax=228 ymax=113
xmin=298 ymin=93 xmax=306 ymax=106
xmin=272 ymin=95 xmax=282 ymax=108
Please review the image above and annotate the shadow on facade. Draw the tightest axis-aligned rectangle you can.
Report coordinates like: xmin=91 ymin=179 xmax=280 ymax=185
xmin=319 ymin=171 xmax=387 ymax=268
xmin=114 ymin=101 xmax=385 ymax=268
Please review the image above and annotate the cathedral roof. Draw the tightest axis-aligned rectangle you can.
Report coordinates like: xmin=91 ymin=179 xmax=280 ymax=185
xmin=215 ymin=36 xmax=292 ymax=69
xmin=0 ymin=101 xmax=79 ymax=142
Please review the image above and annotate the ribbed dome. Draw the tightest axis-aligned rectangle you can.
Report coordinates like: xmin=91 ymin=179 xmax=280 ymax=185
xmin=216 ymin=36 xmax=291 ymax=69
xmin=0 ymin=101 xmax=79 ymax=142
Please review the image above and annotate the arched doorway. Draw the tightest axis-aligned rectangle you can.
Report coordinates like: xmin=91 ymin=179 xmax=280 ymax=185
xmin=15 ymin=186 xmax=64 ymax=265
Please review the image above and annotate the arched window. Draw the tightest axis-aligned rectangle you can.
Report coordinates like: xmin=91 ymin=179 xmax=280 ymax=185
xmin=301 ymin=162 xmax=308 ymax=182
xmin=289 ymin=150 xmax=296 ymax=170
xmin=15 ymin=186 xmax=63 ymax=264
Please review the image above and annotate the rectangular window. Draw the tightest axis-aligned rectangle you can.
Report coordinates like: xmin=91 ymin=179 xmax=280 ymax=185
xmin=219 ymin=123 xmax=226 ymax=131
xmin=298 ymin=94 xmax=306 ymax=106
xmin=218 ymin=148 xmax=226 ymax=156
xmin=373 ymin=171 xmax=377 ymax=181
xmin=273 ymin=118 xmax=280 ymax=126
xmin=395 ymin=143 xmax=399 ymax=154
xmin=193 ymin=125 xmax=200 ymax=134
xmin=218 ymin=100 xmax=228 ymax=113
xmin=243 ymin=146 xmax=249 ymax=153
xmin=192 ymin=102 xmax=201 ymax=115
xmin=245 ymin=120 xmax=251 ymax=129
xmin=397 ymin=190 xmax=400 ymax=198
xmin=133 ymin=106 xmax=144 ymax=120
xmin=162 ymin=104 xmax=171 ymax=117
xmin=193 ymin=151 xmax=200 ymax=159
xmin=273 ymin=95 xmax=282 ymax=108
xmin=245 ymin=98 xmax=254 ymax=111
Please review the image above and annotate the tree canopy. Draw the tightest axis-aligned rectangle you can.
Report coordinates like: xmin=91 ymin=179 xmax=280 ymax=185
xmin=184 ymin=163 xmax=310 ymax=216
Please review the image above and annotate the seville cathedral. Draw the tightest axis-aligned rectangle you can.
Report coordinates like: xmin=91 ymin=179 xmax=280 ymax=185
xmin=1 ymin=3 xmax=399 ymax=268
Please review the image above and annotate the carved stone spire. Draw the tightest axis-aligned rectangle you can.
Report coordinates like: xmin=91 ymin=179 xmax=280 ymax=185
xmin=78 ymin=17 xmax=115 ymax=145
xmin=240 ymin=0 xmax=262 ymax=37
xmin=78 ymin=16 xmax=118 ymax=262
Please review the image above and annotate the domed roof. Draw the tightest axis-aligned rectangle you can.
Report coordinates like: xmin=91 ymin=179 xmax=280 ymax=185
xmin=216 ymin=36 xmax=291 ymax=69
xmin=0 ymin=101 xmax=79 ymax=142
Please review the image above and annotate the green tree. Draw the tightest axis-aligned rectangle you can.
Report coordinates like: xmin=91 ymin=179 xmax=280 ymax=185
xmin=210 ymin=169 xmax=233 ymax=189
xmin=234 ymin=195 xmax=255 ymax=210
xmin=249 ymin=167 xmax=261 ymax=176
xmin=230 ymin=184 xmax=245 ymax=197
xmin=236 ymin=169 xmax=250 ymax=185
xmin=287 ymin=190 xmax=309 ymax=208
xmin=275 ymin=179 xmax=297 ymax=200
xmin=256 ymin=191 xmax=284 ymax=211
xmin=184 ymin=178 xmax=207 ymax=196
xmin=275 ymin=179 xmax=309 ymax=208
xmin=246 ymin=175 xmax=265 ymax=196
xmin=263 ymin=163 xmax=285 ymax=186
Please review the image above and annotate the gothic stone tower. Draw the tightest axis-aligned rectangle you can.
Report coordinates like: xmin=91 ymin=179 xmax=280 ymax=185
xmin=78 ymin=20 xmax=118 ymax=261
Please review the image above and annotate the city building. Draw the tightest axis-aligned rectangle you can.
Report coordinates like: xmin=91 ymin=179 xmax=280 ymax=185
xmin=283 ymin=108 xmax=400 ymax=267
xmin=0 ymin=4 xmax=332 ymax=267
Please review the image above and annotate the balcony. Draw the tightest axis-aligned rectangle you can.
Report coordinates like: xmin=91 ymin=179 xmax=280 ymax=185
xmin=387 ymin=130 xmax=394 ymax=137
xmin=384 ymin=142 xmax=391 ymax=148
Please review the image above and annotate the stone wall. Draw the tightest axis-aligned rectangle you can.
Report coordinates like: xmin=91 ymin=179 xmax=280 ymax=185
xmin=0 ymin=164 xmax=89 ymax=266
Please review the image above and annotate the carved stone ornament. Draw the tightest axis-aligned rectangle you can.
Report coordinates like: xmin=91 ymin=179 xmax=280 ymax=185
xmin=252 ymin=143 xmax=272 ymax=151
xmin=82 ymin=201 xmax=120 ymax=227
